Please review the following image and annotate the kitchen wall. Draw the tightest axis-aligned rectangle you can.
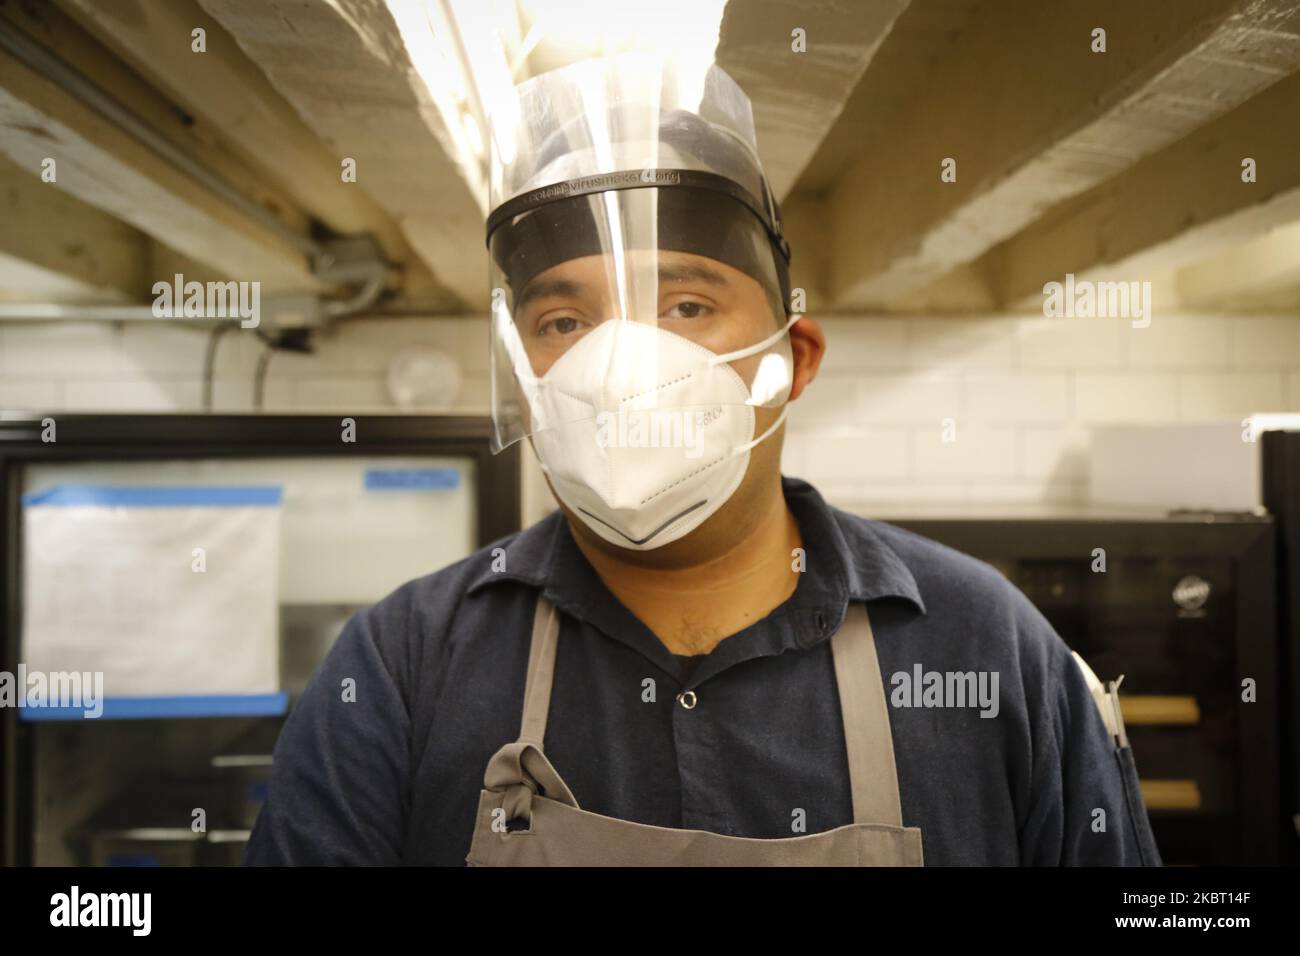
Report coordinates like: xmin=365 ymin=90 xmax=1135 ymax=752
xmin=787 ymin=314 xmax=1300 ymax=515
xmin=2 ymin=313 xmax=1299 ymax=520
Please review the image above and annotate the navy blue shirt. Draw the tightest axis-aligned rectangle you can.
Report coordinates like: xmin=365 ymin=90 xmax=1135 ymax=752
xmin=245 ymin=476 xmax=1161 ymax=866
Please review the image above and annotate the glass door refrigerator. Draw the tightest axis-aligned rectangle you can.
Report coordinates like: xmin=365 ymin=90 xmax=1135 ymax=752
xmin=0 ymin=414 xmax=520 ymax=866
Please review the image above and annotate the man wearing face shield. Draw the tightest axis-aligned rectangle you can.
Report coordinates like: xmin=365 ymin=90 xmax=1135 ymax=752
xmin=245 ymin=54 xmax=1160 ymax=867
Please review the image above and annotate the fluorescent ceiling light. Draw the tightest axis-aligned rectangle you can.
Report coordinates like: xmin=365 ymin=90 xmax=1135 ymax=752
xmin=388 ymin=0 xmax=728 ymax=207
xmin=518 ymin=0 xmax=726 ymax=65
xmin=384 ymin=0 xmax=522 ymax=210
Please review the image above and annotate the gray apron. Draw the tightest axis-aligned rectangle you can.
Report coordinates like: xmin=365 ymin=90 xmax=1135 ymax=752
xmin=466 ymin=594 xmax=924 ymax=866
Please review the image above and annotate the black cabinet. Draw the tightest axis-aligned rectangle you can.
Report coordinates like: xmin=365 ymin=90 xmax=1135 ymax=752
xmin=890 ymin=516 xmax=1280 ymax=866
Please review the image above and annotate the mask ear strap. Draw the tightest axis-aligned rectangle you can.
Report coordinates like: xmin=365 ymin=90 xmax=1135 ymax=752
xmin=731 ymin=403 xmax=790 ymax=456
xmin=708 ymin=314 xmax=802 ymax=367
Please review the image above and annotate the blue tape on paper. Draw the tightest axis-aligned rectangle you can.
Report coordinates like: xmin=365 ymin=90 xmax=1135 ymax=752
xmin=364 ymin=468 xmax=460 ymax=491
xmin=17 ymin=692 xmax=289 ymax=721
xmin=22 ymin=485 xmax=283 ymax=508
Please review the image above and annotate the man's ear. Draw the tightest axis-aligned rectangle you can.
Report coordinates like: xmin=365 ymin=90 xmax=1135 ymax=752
xmin=787 ymin=316 xmax=826 ymax=402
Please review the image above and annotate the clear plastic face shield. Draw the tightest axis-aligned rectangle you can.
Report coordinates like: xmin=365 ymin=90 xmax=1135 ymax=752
xmin=485 ymin=54 xmax=799 ymax=549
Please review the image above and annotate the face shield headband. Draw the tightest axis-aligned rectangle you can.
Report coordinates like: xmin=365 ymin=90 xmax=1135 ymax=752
xmin=485 ymin=168 xmax=793 ymax=318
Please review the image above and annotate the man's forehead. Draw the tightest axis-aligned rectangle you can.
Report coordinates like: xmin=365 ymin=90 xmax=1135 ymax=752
xmin=518 ymin=252 xmax=739 ymax=303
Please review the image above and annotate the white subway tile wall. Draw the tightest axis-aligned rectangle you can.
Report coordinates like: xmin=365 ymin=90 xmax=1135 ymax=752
xmin=0 ymin=317 xmax=493 ymax=416
xmin=1 ymin=313 xmax=1298 ymax=515
xmin=794 ymin=315 xmax=1298 ymax=513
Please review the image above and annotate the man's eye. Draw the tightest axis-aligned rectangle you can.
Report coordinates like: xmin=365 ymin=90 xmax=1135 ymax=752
xmin=662 ymin=300 xmax=712 ymax=320
xmin=539 ymin=316 xmax=584 ymax=336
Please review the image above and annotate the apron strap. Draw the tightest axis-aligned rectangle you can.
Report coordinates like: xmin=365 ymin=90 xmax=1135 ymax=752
xmin=519 ymin=592 xmax=561 ymax=746
xmin=831 ymin=602 xmax=905 ymax=828
xmin=484 ymin=740 xmax=580 ymax=820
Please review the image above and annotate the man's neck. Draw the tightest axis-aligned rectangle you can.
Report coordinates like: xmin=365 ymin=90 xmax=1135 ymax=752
xmin=569 ymin=484 xmax=804 ymax=656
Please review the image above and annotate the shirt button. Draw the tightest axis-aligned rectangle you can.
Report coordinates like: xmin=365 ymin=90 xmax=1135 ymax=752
xmin=676 ymin=690 xmax=698 ymax=710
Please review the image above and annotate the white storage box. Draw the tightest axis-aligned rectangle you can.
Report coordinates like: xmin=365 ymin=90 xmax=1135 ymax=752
xmin=1089 ymin=422 xmax=1258 ymax=511
xmin=1089 ymin=416 xmax=1300 ymax=512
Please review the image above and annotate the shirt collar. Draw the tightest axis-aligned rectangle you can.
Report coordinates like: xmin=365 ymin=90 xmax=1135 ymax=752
xmin=811 ymin=479 xmax=928 ymax=614
xmin=466 ymin=475 xmax=926 ymax=622
xmin=465 ymin=506 xmax=559 ymax=596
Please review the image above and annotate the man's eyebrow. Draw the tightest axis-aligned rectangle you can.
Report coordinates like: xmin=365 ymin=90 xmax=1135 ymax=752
xmin=658 ymin=263 xmax=728 ymax=286
xmin=516 ymin=264 xmax=726 ymax=310
xmin=516 ymin=277 xmax=585 ymax=311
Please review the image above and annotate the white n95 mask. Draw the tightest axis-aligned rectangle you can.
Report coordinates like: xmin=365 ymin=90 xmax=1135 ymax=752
xmin=525 ymin=315 xmax=800 ymax=550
